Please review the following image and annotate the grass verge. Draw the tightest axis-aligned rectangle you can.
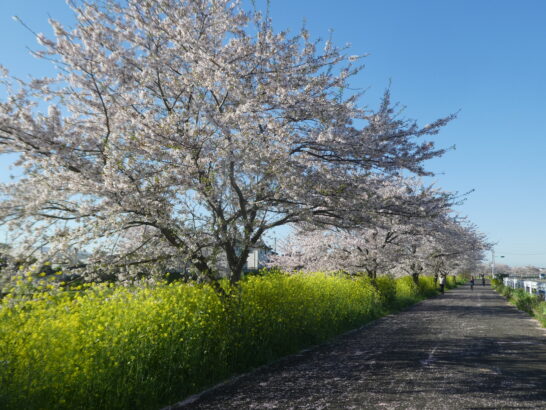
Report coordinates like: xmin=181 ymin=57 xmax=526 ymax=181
xmin=491 ymin=278 xmax=546 ymax=326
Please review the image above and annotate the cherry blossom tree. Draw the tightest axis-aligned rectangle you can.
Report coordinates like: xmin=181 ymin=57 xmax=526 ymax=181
xmin=274 ymin=205 xmax=490 ymax=284
xmin=0 ymin=0 xmax=454 ymax=286
xmin=269 ymin=182 xmax=458 ymax=278
xmin=269 ymin=225 xmax=404 ymax=278
xmin=440 ymin=222 xmax=490 ymax=277
xmin=512 ymin=265 xmax=541 ymax=278
xmin=393 ymin=215 xmax=490 ymax=283
xmin=492 ymin=263 xmax=513 ymax=276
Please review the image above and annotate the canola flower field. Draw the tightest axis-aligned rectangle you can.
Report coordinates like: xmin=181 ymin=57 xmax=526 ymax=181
xmin=0 ymin=271 xmax=462 ymax=410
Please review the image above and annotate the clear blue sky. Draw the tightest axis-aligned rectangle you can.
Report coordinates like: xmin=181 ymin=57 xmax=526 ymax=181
xmin=1 ymin=1 xmax=545 ymax=267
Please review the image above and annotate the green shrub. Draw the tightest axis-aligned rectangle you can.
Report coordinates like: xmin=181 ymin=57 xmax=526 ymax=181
xmin=500 ymin=285 xmax=513 ymax=298
xmin=490 ymin=278 xmax=502 ymax=288
xmin=534 ymin=301 xmax=546 ymax=327
xmin=511 ymin=289 xmax=539 ymax=315
xmin=492 ymin=281 xmax=546 ymax=321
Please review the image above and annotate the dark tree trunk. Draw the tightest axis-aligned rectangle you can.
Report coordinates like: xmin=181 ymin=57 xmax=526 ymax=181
xmin=412 ymin=271 xmax=420 ymax=285
xmin=193 ymin=257 xmax=229 ymax=299
xmin=225 ymin=243 xmax=250 ymax=286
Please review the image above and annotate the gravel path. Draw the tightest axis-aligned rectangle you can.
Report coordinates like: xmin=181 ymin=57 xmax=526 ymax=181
xmin=169 ymin=282 xmax=546 ymax=409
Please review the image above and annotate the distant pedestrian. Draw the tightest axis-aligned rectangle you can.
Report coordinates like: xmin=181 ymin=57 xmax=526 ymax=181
xmin=439 ymin=275 xmax=446 ymax=294
xmin=470 ymin=276 xmax=475 ymax=291
xmin=481 ymin=275 xmax=486 ymax=286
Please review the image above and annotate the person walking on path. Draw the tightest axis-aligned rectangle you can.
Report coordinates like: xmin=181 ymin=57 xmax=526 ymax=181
xmin=438 ymin=274 xmax=446 ymax=294
xmin=481 ymin=274 xmax=486 ymax=286
xmin=470 ymin=276 xmax=475 ymax=291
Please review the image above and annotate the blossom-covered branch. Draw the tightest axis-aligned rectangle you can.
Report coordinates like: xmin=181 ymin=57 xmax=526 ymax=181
xmin=0 ymin=0 xmax=454 ymax=284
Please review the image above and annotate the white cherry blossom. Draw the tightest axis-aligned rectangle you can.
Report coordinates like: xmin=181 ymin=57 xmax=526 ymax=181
xmin=0 ymin=0 xmax=454 ymax=285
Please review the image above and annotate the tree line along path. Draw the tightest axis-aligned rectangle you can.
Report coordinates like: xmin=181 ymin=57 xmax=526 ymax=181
xmin=167 ymin=281 xmax=546 ymax=409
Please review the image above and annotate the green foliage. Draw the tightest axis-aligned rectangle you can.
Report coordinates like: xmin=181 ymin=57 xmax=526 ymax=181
xmin=445 ymin=275 xmax=464 ymax=289
xmin=490 ymin=278 xmax=501 ymax=288
xmin=0 ymin=271 xmax=460 ymax=409
xmin=492 ymin=281 xmax=546 ymax=321
xmin=512 ymin=289 xmax=540 ymax=315
xmin=500 ymin=285 xmax=514 ymax=299
xmin=534 ymin=301 xmax=546 ymax=327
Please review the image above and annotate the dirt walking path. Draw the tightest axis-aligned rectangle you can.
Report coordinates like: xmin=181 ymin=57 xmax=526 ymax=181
xmin=170 ymin=282 xmax=546 ymax=409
